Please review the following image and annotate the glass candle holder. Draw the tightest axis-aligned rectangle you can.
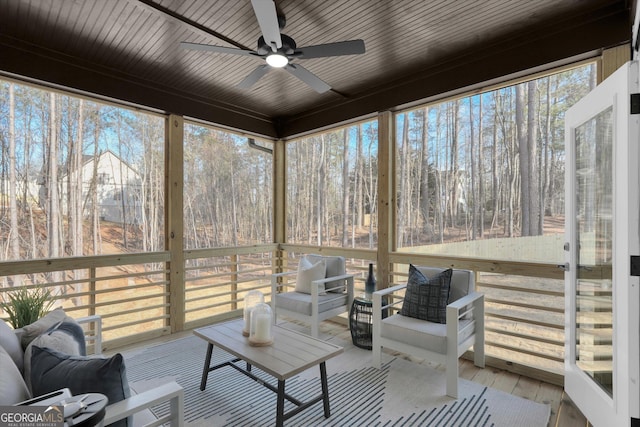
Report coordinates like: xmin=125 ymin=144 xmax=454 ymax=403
xmin=249 ymin=303 xmax=274 ymax=346
xmin=243 ymin=290 xmax=264 ymax=336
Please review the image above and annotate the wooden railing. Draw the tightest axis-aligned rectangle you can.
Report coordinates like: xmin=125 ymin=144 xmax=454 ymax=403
xmin=182 ymin=244 xmax=278 ymax=330
xmin=0 ymin=252 xmax=171 ymax=350
xmin=0 ymin=245 xmax=568 ymax=384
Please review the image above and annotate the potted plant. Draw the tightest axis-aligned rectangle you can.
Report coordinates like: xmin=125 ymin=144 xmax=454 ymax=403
xmin=0 ymin=286 xmax=55 ymax=329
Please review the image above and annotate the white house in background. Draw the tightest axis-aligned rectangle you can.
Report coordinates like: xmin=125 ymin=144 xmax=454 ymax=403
xmin=62 ymin=150 xmax=143 ymax=224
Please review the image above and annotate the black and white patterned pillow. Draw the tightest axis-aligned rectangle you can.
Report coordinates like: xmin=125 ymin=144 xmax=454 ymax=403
xmin=400 ymin=265 xmax=452 ymax=323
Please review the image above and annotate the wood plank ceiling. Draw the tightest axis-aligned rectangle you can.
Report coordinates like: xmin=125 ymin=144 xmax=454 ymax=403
xmin=0 ymin=0 xmax=631 ymax=139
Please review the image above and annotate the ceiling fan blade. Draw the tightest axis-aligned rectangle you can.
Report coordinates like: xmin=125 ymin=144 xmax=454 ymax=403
xmin=295 ymin=39 xmax=365 ymax=59
xmin=180 ymin=42 xmax=257 ymax=57
xmin=237 ymin=65 xmax=271 ymax=89
xmin=251 ymin=0 xmax=282 ymax=51
xmin=284 ymin=64 xmax=331 ymax=93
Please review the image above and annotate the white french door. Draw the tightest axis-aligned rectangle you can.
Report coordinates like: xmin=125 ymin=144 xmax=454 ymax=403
xmin=564 ymin=61 xmax=640 ymax=427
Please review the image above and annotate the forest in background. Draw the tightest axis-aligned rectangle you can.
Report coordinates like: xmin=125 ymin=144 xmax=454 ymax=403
xmin=287 ymin=63 xmax=596 ymax=250
xmin=0 ymin=62 xmax=595 ymax=264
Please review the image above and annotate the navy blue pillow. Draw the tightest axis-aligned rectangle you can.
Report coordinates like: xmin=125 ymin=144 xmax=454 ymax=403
xmin=400 ymin=266 xmax=452 ymax=323
xmin=30 ymin=346 xmax=131 ymax=427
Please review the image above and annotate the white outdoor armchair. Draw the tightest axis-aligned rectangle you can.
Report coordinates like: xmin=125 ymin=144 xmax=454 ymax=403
xmin=372 ymin=266 xmax=485 ymax=398
xmin=271 ymin=255 xmax=354 ymax=337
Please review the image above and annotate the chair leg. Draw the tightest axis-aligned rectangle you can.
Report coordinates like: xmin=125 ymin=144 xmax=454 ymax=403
xmin=445 ymin=357 xmax=459 ymax=398
xmin=311 ymin=322 xmax=319 ymax=338
xmin=474 ymin=333 xmax=485 ymax=368
xmin=372 ymin=337 xmax=381 ymax=369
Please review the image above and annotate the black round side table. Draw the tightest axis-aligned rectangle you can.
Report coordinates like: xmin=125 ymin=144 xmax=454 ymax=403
xmin=349 ymin=297 xmax=373 ymax=350
xmin=63 ymin=393 xmax=108 ymax=427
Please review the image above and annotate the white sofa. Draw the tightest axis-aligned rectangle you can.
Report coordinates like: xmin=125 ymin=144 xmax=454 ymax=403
xmin=0 ymin=312 xmax=184 ymax=427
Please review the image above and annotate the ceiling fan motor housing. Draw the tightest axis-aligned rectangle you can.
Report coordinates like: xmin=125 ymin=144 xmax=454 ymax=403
xmin=257 ymin=34 xmax=296 ymax=56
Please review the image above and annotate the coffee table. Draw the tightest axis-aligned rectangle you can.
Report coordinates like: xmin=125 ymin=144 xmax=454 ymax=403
xmin=194 ymin=319 xmax=343 ymax=426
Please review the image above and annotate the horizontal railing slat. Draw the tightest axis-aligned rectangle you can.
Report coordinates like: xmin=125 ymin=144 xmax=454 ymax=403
xmin=0 ymin=244 xmax=572 ymax=382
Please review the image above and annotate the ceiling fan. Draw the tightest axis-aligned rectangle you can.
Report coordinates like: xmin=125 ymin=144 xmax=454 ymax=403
xmin=180 ymin=0 xmax=365 ymax=93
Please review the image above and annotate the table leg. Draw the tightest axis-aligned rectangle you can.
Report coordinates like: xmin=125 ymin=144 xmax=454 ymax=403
xmin=200 ymin=343 xmax=214 ymax=391
xmin=320 ymin=362 xmax=330 ymax=418
xmin=276 ymin=379 xmax=285 ymax=427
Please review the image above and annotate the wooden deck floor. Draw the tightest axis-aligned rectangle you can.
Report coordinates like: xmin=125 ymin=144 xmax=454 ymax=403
xmin=114 ymin=319 xmax=589 ymax=427
xmin=458 ymin=356 xmax=588 ymax=427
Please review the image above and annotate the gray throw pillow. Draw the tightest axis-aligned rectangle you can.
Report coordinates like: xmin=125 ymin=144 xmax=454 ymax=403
xmin=24 ymin=321 xmax=86 ymax=393
xmin=30 ymin=346 xmax=131 ymax=427
xmin=21 ymin=308 xmax=74 ymax=349
xmin=400 ymin=265 xmax=452 ymax=324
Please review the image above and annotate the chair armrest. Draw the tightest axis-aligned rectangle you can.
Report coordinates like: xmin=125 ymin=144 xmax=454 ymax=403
xmin=104 ymin=381 xmax=184 ymax=427
xmin=310 ymin=274 xmax=354 ymax=301
xmin=447 ymin=291 xmax=483 ymax=312
xmin=313 ymin=273 xmax=355 ymax=292
xmin=372 ymin=284 xmax=408 ymax=326
xmin=314 ymin=273 xmax=355 ymax=284
xmin=271 ymin=270 xmax=297 ymax=299
xmin=447 ymin=292 xmax=483 ymax=326
xmin=373 ymin=284 xmax=407 ymax=310
xmin=373 ymin=283 xmax=407 ymax=297
xmin=446 ymin=292 xmax=483 ymax=335
xmin=75 ymin=315 xmax=103 ymax=355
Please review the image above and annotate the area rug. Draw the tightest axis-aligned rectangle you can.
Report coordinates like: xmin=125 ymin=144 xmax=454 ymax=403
xmin=122 ymin=332 xmax=550 ymax=427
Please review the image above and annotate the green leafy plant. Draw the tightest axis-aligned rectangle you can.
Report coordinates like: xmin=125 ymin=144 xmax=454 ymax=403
xmin=0 ymin=286 xmax=55 ymax=329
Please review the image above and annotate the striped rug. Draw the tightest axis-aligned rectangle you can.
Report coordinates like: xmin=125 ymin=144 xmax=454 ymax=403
xmin=123 ymin=332 xmax=550 ymax=427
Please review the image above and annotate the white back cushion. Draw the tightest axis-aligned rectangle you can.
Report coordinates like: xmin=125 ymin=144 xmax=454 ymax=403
xmin=295 ymin=256 xmax=327 ymax=294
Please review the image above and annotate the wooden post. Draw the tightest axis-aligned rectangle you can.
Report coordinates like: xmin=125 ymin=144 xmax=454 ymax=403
xmin=89 ymin=267 xmax=96 ymax=317
xmin=166 ymin=114 xmax=185 ymax=333
xmin=230 ymin=254 xmax=238 ymax=310
xmin=272 ymin=139 xmax=287 ymax=274
xmin=599 ymin=43 xmax=630 ymax=82
xmin=377 ymin=111 xmax=395 ymax=289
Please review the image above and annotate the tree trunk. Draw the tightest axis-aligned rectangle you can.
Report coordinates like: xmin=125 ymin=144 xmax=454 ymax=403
xmin=469 ymin=96 xmax=477 ymax=240
xmin=419 ymin=107 xmax=430 ymax=235
xmin=397 ymin=114 xmax=409 ymax=247
xmin=527 ymin=80 xmax=541 ymax=235
xmin=9 ymin=83 xmax=22 ymax=285
xmin=316 ymin=135 xmax=326 ymax=245
xmin=353 ymin=125 xmax=363 ymax=246
xmin=478 ymin=95 xmax=485 ymax=238
xmin=341 ymin=129 xmax=350 ymax=247
xmin=516 ymin=83 xmax=530 ymax=236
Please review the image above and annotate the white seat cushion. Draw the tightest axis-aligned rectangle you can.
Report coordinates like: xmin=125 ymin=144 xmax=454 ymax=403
xmin=275 ymin=292 xmax=348 ymax=316
xmin=380 ymin=314 xmax=474 ymax=354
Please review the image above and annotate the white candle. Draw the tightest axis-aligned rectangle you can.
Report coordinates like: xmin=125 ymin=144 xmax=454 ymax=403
xmin=243 ymin=307 xmax=251 ymax=333
xmin=253 ymin=313 xmax=272 ymax=342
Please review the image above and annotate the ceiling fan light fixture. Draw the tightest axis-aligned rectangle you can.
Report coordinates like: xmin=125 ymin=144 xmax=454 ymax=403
xmin=266 ymin=53 xmax=288 ymax=68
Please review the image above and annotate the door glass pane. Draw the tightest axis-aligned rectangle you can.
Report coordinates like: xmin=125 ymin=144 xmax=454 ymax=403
xmin=574 ymin=106 xmax=613 ymax=396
